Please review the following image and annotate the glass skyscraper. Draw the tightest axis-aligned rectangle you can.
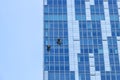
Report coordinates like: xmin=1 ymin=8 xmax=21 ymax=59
xmin=42 ymin=0 xmax=120 ymax=80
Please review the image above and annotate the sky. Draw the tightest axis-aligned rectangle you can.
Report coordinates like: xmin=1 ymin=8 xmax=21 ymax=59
xmin=0 ymin=0 xmax=43 ymax=80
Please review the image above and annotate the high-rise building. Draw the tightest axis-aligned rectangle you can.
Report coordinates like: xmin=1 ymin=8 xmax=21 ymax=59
xmin=42 ymin=0 xmax=120 ymax=80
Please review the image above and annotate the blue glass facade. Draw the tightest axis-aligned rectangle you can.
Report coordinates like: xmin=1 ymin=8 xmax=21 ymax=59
xmin=44 ymin=0 xmax=120 ymax=80
xmin=44 ymin=0 xmax=75 ymax=80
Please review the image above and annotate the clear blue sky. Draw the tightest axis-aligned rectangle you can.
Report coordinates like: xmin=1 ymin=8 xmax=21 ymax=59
xmin=0 ymin=0 xmax=42 ymax=80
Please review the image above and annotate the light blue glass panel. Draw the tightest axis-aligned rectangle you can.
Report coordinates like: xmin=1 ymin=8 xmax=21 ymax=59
xmin=110 ymin=15 xmax=119 ymax=21
xmin=44 ymin=15 xmax=67 ymax=20
xmin=76 ymin=15 xmax=86 ymax=21
xmin=44 ymin=6 xmax=48 ymax=13
xmin=91 ymin=15 xmax=105 ymax=20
